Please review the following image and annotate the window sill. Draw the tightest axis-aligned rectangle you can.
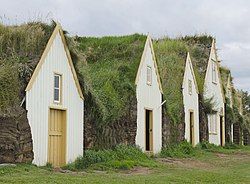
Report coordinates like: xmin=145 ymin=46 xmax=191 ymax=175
xmin=49 ymin=104 xmax=66 ymax=110
xmin=53 ymin=101 xmax=62 ymax=105
xmin=209 ymin=132 xmax=218 ymax=135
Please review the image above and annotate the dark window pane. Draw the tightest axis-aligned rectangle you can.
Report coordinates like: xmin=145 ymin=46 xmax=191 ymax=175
xmin=54 ymin=75 xmax=59 ymax=88
xmin=54 ymin=89 xmax=59 ymax=101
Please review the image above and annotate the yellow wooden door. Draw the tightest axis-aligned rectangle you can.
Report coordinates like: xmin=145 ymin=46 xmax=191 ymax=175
xmin=48 ymin=109 xmax=66 ymax=167
xmin=145 ymin=109 xmax=153 ymax=152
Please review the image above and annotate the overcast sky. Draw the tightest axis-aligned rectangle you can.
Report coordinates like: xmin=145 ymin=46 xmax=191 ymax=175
xmin=1 ymin=0 xmax=250 ymax=92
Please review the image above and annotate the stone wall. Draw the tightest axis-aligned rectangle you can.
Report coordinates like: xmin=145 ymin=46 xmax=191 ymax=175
xmin=225 ymin=105 xmax=232 ymax=143
xmin=233 ymin=123 xmax=242 ymax=145
xmin=0 ymin=109 xmax=33 ymax=163
xmin=84 ymin=95 xmax=137 ymax=149
xmin=162 ymin=105 xmax=185 ymax=147
xmin=243 ymin=129 xmax=250 ymax=146
xmin=199 ymin=95 xmax=209 ymax=142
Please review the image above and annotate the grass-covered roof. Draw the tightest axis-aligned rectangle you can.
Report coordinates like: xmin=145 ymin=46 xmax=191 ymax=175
xmin=0 ymin=21 xmax=56 ymax=115
xmin=153 ymin=38 xmax=188 ymax=124
xmin=75 ymin=34 xmax=147 ymax=124
xmin=232 ymin=89 xmax=242 ymax=110
xmin=153 ymin=35 xmax=213 ymax=124
xmin=219 ymin=66 xmax=242 ymax=110
xmin=220 ymin=66 xmax=231 ymax=90
xmin=182 ymin=35 xmax=213 ymax=92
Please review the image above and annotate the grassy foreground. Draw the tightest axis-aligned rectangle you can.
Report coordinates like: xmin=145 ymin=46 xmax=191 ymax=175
xmin=0 ymin=147 xmax=250 ymax=184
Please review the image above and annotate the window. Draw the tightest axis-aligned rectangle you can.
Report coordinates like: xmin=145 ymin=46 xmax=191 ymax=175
xmin=188 ymin=79 xmax=192 ymax=95
xmin=54 ymin=74 xmax=61 ymax=103
xmin=146 ymin=66 xmax=152 ymax=85
xmin=212 ymin=61 xmax=217 ymax=83
xmin=209 ymin=114 xmax=217 ymax=134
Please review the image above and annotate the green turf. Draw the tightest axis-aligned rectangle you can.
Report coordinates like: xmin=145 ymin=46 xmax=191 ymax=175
xmin=1 ymin=147 xmax=250 ymax=184
xmin=0 ymin=21 xmax=55 ymax=115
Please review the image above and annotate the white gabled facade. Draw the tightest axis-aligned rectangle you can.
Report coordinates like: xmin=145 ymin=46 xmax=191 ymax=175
xmin=135 ymin=36 xmax=163 ymax=154
xmin=182 ymin=53 xmax=200 ymax=146
xmin=204 ymin=40 xmax=225 ymax=146
xmin=25 ymin=24 xmax=84 ymax=166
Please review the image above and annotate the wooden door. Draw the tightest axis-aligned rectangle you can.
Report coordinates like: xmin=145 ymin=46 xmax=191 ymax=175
xmin=48 ymin=109 xmax=66 ymax=167
xmin=190 ymin=112 xmax=195 ymax=147
xmin=145 ymin=110 xmax=153 ymax=152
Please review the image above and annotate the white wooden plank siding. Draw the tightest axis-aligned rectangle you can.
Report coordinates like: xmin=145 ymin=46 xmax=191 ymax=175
xmin=26 ymin=32 xmax=83 ymax=166
xmin=136 ymin=38 xmax=162 ymax=154
xmin=183 ymin=54 xmax=200 ymax=146
xmin=204 ymin=40 xmax=225 ymax=146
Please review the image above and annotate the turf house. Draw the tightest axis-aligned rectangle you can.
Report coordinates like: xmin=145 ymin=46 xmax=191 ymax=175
xmin=182 ymin=53 xmax=200 ymax=146
xmin=232 ymin=91 xmax=244 ymax=144
xmin=75 ymin=35 xmax=163 ymax=154
xmin=153 ymin=39 xmax=200 ymax=147
xmin=232 ymin=90 xmax=250 ymax=145
xmin=243 ymin=124 xmax=250 ymax=145
xmin=241 ymin=91 xmax=250 ymax=145
xmin=184 ymin=37 xmax=225 ymax=146
xmin=220 ymin=66 xmax=250 ymax=145
xmin=220 ymin=67 xmax=241 ymax=144
xmin=201 ymin=39 xmax=225 ymax=146
xmin=0 ymin=22 xmax=84 ymax=167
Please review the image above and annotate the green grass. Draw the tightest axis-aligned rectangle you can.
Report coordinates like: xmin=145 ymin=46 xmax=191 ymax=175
xmin=64 ymin=145 xmax=157 ymax=171
xmin=160 ymin=141 xmax=196 ymax=158
xmin=0 ymin=147 xmax=250 ymax=183
xmin=159 ymin=141 xmax=246 ymax=159
xmin=154 ymin=39 xmax=188 ymax=126
xmin=0 ymin=21 xmax=55 ymax=114
xmin=153 ymin=36 xmax=213 ymax=143
xmin=76 ymin=35 xmax=146 ymax=125
xmin=0 ymin=62 xmax=20 ymax=113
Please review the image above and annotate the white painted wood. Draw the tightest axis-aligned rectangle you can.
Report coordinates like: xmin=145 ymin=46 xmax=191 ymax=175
xmin=182 ymin=54 xmax=200 ymax=146
xmin=204 ymin=41 xmax=225 ymax=146
xmin=136 ymin=38 xmax=162 ymax=154
xmin=26 ymin=32 xmax=84 ymax=166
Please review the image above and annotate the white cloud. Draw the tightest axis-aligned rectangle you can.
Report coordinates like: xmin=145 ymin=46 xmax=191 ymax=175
xmin=0 ymin=0 xmax=250 ymax=91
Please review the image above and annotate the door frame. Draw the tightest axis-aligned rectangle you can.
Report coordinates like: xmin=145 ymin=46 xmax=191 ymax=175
xmin=47 ymin=106 xmax=67 ymax=167
xmin=220 ymin=115 xmax=224 ymax=146
xmin=189 ymin=109 xmax=195 ymax=147
xmin=144 ymin=108 xmax=153 ymax=153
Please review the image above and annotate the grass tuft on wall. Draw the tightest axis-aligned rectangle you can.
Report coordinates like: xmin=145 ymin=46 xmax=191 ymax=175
xmin=0 ymin=21 xmax=56 ymax=115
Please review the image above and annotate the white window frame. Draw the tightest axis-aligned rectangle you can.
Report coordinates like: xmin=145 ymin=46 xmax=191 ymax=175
xmin=146 ymin=66 xmax=152 ymax=86
xmin=209 ymin=114 xmax=217 ymax=134
xmin=212 ymin=60 xmax=217 ymax=84
xmin=53 ymin=74 xmax=62 ymax=104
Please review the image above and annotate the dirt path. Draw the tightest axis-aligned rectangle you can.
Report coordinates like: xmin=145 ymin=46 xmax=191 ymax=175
xmin=157 ymin=151 xmax=250 ymax=171
xmin=157 ymin=157 xmax=215 ymax=170
xmin=121 ymin=166 xmax=152 ymax=175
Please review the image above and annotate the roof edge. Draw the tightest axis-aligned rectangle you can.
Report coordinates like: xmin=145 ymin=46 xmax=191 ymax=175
xmin=183 ymin=52 xmax=199 ymax=94
xmin=135 ymin=34 xmax=163 ymax=93
xmin=25 ymin=22 xmax=84 ymax=99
